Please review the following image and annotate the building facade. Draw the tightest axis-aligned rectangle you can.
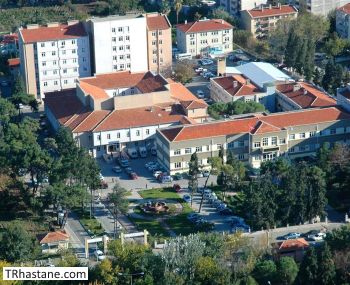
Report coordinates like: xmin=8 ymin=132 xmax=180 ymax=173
xmin=18 ymin=22 xmax=91 ymax=100
xmin=289 ymin=0 xmax=349 ymax=16
xmin=219 ymin=0 xmax=267 ymax=15
xmin=241 ymin=4 xmax=298 ymax=39
xmin=87 ymin=14 xmax=148 ymax=75
xmin=176 ymin=19 xmax=233 ymax=57
xmin=146 ymin=13 xmax=172 ymax=74
xmin=157 ymin=107 xmax=350 ymax=174
xmin=336 ymin=4 xmax=350 ymax=39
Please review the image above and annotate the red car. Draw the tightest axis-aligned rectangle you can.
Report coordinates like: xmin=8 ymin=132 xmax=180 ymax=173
xmin=173 ymin=184 xmax=181 ymax=192
xmin=129 ymin=172 xmax=138 ymax=180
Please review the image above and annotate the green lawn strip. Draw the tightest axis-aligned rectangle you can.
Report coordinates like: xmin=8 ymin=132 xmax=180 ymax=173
xmin=75 ymin=209 xmax=105 ymax=236
xmin=128 ymin=216 xmax=169 ymax=237
xmin=139 ymin=188 xmax=180 ymax=199
xmin=166 ymin=200 xmax=197 ymax=236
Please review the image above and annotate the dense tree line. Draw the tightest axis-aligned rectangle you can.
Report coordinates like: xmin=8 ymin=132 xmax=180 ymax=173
xmin=208 ymin=100 xmax=266 ymax=120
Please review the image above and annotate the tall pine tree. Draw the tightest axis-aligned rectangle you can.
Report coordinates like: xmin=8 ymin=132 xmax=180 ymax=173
xmin=297 ymin=247 xmax=318 ymax=285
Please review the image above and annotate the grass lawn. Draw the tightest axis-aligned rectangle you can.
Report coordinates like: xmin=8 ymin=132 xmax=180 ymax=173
xmin=139 ymin=188 xmax=180 ymax=199
xmin=128 ymin=216 xmax=169 ymax=237
xmin=75 ymin=209 xmax=105 ymax=236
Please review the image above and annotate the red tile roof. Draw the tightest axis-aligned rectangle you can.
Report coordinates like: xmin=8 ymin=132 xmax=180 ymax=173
xmin=177 ymin=19 xmax=233 ymax=33
xmin=20 ymin=22 xmax=87 ymax=44
xmin=8 ymin=58 xmax=20 ymax=67
xmin=167 ymin=81 xmax=201 ymax=101
xmin=93 ymin=105 xmax=187 ymax=132
xmin=181 ymin=100 xmax=208 ymax=109
xmin=247 ymin=5 xmax=298 ymax=18
xmin=146 ymin=14 xmax=171 ymax=30
xmin=213 ymin=74 xmax=261 ymax=97
xmin=44 ymin=89 xmax=87 ymax=125
xmin=337 ymin=3 xmax=350 ymax=14
xmin=80 ymin=71 xmax=168 ymax=97
xmin=38 ymin=231 xmax=69 ymax=244
xmin=73 ymin=110 xmax=111 ymax=132
xmin=276 ymin=82 xmax=336 ymax=109
xmin=278 ymin=238 xmax=309 ymax=251
xmin=79 ymin=81 xmax=109 ymax=100
xmin=1 ymin=33 xmax=18 ymax=44
xmin=160 ymin=107 xmax=350 ymax=141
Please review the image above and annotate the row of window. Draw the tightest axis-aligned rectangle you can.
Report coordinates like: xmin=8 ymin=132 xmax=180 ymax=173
xmin=111 ymin=27 xmax=130 ymax=33
xmin=152 ymin=40 xmax=163 ymax=45
xmin=97 ymin=129 xmax=151 ymax=140
xmin=112 ymin=36 xmax=130 ymax=42
xmin=40 ymin=57 xmax=87 ymax=67
xmin=151 ymin=30 xmax=163 ymax=36
xmin=42 ymin=78 xmax=74 ymax=87
xmin=112 ymin=54 xmax=131 ymax=61
xmin=41 ymin=67 xmax=78 ymax=76
xmin=190 ymin=30 xmax=230 ymax=37
xmin=39 ymin=48 xmax=85 ymax=58
xmin=112 ymin=45 xmax=131 ymax=52
xmin=39 ymin=39 xmax=77 ymax=48
xmin=113 ymin=63 xmax=131 ymax=70
xmin=173 ymin=144 xmax=222 ymax=156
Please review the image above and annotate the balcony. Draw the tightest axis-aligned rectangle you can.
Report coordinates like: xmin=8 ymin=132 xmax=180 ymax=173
xmin=261 ymin=146 xmax=280 ymax=153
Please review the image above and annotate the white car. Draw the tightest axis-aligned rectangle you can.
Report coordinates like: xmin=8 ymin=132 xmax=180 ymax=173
xmin=203 ymin=170 xmax=210 ymax=177
xmin=196 ymin=90 xmax=205 ymax=99
xmin=195 ymin=67 xmax=207 ymax=73
xmin=308 ymin=232 xmax=326 ymax=241
xmin=94 ymin=250 xmax=106 ymax=261
xmin=197 ymin=172 xmax=204 ymax=178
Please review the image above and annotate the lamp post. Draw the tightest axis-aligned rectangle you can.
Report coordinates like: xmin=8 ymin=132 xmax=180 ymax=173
xmin=117 ymin=272 xmax=144 ymax=285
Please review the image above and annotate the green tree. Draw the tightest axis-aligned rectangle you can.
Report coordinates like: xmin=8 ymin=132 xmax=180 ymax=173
xmin=253 ymin=260 xmax=276 ymax=285
xmin=108 ymin=183 xmax=129 ymax=239
xmin=297 ymin=247 xmax=318 ymax=285
xmin=0 ymin=222 xmax=39 ymax=262
xmin=174 ymin=0 xmax=182 ymax=24
xmin=276 ymin=257 xmax=299 ymax=285
xmin=324 ymin=33 xmax=348 ymax=58
xmin=317 ymin=243 xmax=336 ymax=285
xmin=211 ymin=7 xmax=236 ymax=26
xmin=173 ymin=60 xmax=195 ymax=84
xmin=194 ymin=256 xmax=230 ymax=285
xmin=188 ymin=152 xmax=199 ymax=207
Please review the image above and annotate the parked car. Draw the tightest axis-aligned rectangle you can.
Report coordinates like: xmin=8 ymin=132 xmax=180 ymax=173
xmin=196 ymin=90 xmax=205 ymax=99
xmin=308 ymin=232 xmax=326 ymax=241
xmin=197 ymin=172 xmax=204 ymax=178
xmin=153 ymin=170 xmax=162 ymax=178
xmin=94 ymin=250 xmax=106 ymax=261
xmin=199 ymin=58 xmax=213 ymax=65
xmin=125 ymin=167 xmax=133 ymax=174
xmin=112 ymin=166 xmax=122 ymax=173
xmin=161 ymin=175 xmax=173 ymax=183
xmin=183 ymin=194 xmax=191 ymax=203
xmin=284 ymin=232 xmax=301 ymax=240
xmin=118 ymin=159 xmax=129 ymax=168
xmin=173 ymin=184 xmax=182 ymax=192
xmin=219 ymin=208 xmax=233 ymax=215
xmin=187 ymin=213 xmax=200 ymax=222
xmin=203 ymin=170 xmax=210 ymax=177
xmin=173 ymin=173 xmax=182 ymax=180
xmin=195 ymin=67 xmax=207 ymax=73
xmin=129 ymin=172 xmax=138 ymax=180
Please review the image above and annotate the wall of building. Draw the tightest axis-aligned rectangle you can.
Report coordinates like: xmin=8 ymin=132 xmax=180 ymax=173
xmin=289 ymin=0 xmax=349 ymax=16
xmin=336 ymin=9 xmax=350 ymax=39
xmin=113 ymin=91 xmax=172 ymax=110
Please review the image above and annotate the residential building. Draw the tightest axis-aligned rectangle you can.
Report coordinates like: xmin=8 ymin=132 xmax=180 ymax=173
xmin=276 ymin=82 xmax=336 ymax=111
xmin=156 ymin=107 xmax=350 ymax=173
xmin=44 ymin=71 xmax=207 ymax=157
xmin=337 ymin=83 xmax=350 ymax=112
xmin=87 ymin=14 xmax=148 ymax=74
xmin=0 ymin=33 xmax=18 ymax=55
xmin=336 ymin=3 xmax=350 ymax=39
xmin=37 ymin=231 xmax=70 ymax=254
xmin=289 ymin=0 xmax=349 ymax=16
xmin=146 ymin=13 xmax=172 ymax=74
xmin=241 ymin=4 xmax=298 ymax=38
xmin=18 ymin=21 xmax=91 ymax=100
xmin=176 ymin=19 xmax=233 ymax=57
xmin=210 ymin=74 xmax=265 ymax=103
xmin=219 ymin=0 xmax=267 ymax=15
xmin=272 ymin=238 xmax=309 ymax=262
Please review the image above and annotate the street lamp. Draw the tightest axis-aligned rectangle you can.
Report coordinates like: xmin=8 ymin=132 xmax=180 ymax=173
xmin=117 ymin=272 xmax=144 ymax=285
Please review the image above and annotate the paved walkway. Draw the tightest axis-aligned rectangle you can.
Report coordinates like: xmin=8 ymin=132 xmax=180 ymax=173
xmin=65 ymin=212 xmax=90 ymax=257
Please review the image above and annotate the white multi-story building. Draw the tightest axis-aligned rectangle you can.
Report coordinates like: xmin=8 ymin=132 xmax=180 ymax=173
xmin=219 ymin=0 xmax=267 ymax=15
xmin=87 ymin=14 xmax=148 ymax=74
xmin=336 ymin=3 xmax=350 ymax=39
xmin=176 ymin=19 xmax=233 ymax=57
xmin=18 ymin=21 xmax=91 ymax=100
xmin=289 ymin=0 xmax=349 ymax=16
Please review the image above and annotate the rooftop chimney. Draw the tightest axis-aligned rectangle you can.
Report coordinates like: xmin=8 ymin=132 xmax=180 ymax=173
xmin=246 ymin=79 xmax=250 ymax=85
xmin=185 ymin=20 xmax=187 ymax=24
xmin=278 ymin=3 xmax=281 ymax=9
xmin=261 ymin=4 xmax=264 ymax=11
xmin=46 ymin=22 xmax=59 ymax=28
xmin=269 ymin=4 xmax=272 ymax=9
xmin=233 ymin=80 xmax=238 ymax=88
xmin=293 ymin=84 xmax=301 ymax=92
xmin=303 ymin=89 xmax=308 ymax=95
xmin=26 ymin=24 xmax=39 ymax=30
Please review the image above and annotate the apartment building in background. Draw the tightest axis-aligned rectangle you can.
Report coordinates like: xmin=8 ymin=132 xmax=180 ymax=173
xmin=44 ymin=71 xmax=207 ymax=157
xmin=157 ymin=107 xmax=350 ymax=173
xmin=241 ymin=4 xmax=298 ymax=39
xmin=219 ymin=0 xmax=267 ymax=15
xmin=289 ymin=0 xmax=349 ymax=16
xmin=18 ymin=21 xmax=91 ymax=100
xmin=176 ymin=19 xmax=233 ymax=57
xmin=336 ymin=3 xmax=350 ymax=39
xmin=146 ymin=13 xmax=172 ymax=74
xmin=87 ymin=14 xmax=148 ymax=75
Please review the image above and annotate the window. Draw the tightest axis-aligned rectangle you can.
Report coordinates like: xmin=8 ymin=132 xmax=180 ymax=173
xmin=63 ymin=59 xmax=67 ymax=64
xmin=206 ymin=145 xmax=210 ymax=151
xmin=227 ymin=142 xmax=234 ymax=149
xmin=319 ymin=130 xmax=324 ymax=136
xmin=185 ymin=148 xmax=191 ymax=154
xmin=97 ymin=146 xmax=100 ymax=151
xmin=152 ymin=31 xmax=156 ymax=36
xmin=117 ymin=132 xmax=120 ymax=138
xmin=289 ymin=147 xmax=295 ymax=153
xmin=42 ymin=62 xmax=46 ymax=66
xmin=196 ymin=146 xmax=202 ymax=152
xmin=330 ymin=129 xmax=336 ymax=135
xmin=238 ymin=154 xmax=245 ymax=160
xmin=113 ymin=46 xmax=117 ymax=51
xmin=217 ymin=144 xmax=222 ymax=150
xmin=73 ymin=58 xmax=77 ymax=63
xmin=238 ymin=141 xmax=244 ymax=147
xmin=159 ymin=40 xmax=162 ymax=44
xmin=289 ymin=134 xmax=295 ymax=140
xmin=107 ymin=134 xmax=111 ymax=139
xmin=126 ymin=131 xmax=130 ymax=137
xmin=53 ymin=70 xmax=58 ymax=74
xmin=71 ymin=40 xmax=75 ymax=44
xmin=51 ymin=42 xmax=55 ymax=47
xmin=54 ymin=81 xmax=58 ymax=85
xmin=279 ymin=138 xmax=286 ymax=144
xmin=299 ymin=145 xmax=305 ymax=152
xmin=174 ymin=162 xmax=181 ymax=169
xmin=64 ymin=80 xmax=68 ymax=84
xmin=53 ymin=61 xmax=57 ymax=65
xmin=63 ymin=69 xmax=67 ymax=74
xmin=41 ymin=43 xmax=45 ymax=47
xmin=62 ymin=50 xmax=66 ymax=55
xmin=146 ymin=129 xmax=150 ymax=135
xmin=119 ymin=36 xmax=123 ymax=41
xmin=97 ymin=135 xmax=101 ymax=140
xmin=136 ymin=130 xmax=140 ymax=136
xmin=118 ymin=27 xmax=123 ymax=32
xmin=262 ymin=137 xmax=268 ymax=146
xmin=159 ymin=30 xmax=162 ymax=35
xmin=112 ymin=28 xmax=116 ymax=33
xmin=152 ymin=41 xmax=156 ymax=46
xmin=119 ymin=46 xmax=124 ymax=51
xmin=41 ymin=52 xmax=46 ymax=57
xmin=43 ymin=71 xmax=47 ymax=75
xmin=43 ymin=82 xmax=47 ymax=86
xmin=174 ymin=149 xmax=181 ymax=155
xmin=126 ymin=45 xmax=130 ymax=50
xmin=126 ymin=36 xmax=130 ymax=41
xmin=82 ymin=48 xmax=85 ymax=52
xmin=299 ymin=133 xmax=306 ymax=139
xmin=112 ymin=37 xmax=116 ymax=42
xmin=254 ymin=142 xmax=261 ymax=148
xmin=309 ymin=131 xmax=316 ymax=137
xmin=72 ymin=49 xmax=76 ymax=54
xmin=83 ymin=57 xmax=86 ymax=62
xmin=271 ymin=137 xmax=277 ymax=146
xmin=61 ymin=41 xmax=65 ymax=46
xmin=74 ymin=68 xmax=77 ymax=72
xmin=52 ymin=51 xmax=56 ymax=56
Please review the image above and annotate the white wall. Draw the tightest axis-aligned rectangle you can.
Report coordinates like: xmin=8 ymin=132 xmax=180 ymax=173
xmin=91 ymin=17 xmax=148 ymax=74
